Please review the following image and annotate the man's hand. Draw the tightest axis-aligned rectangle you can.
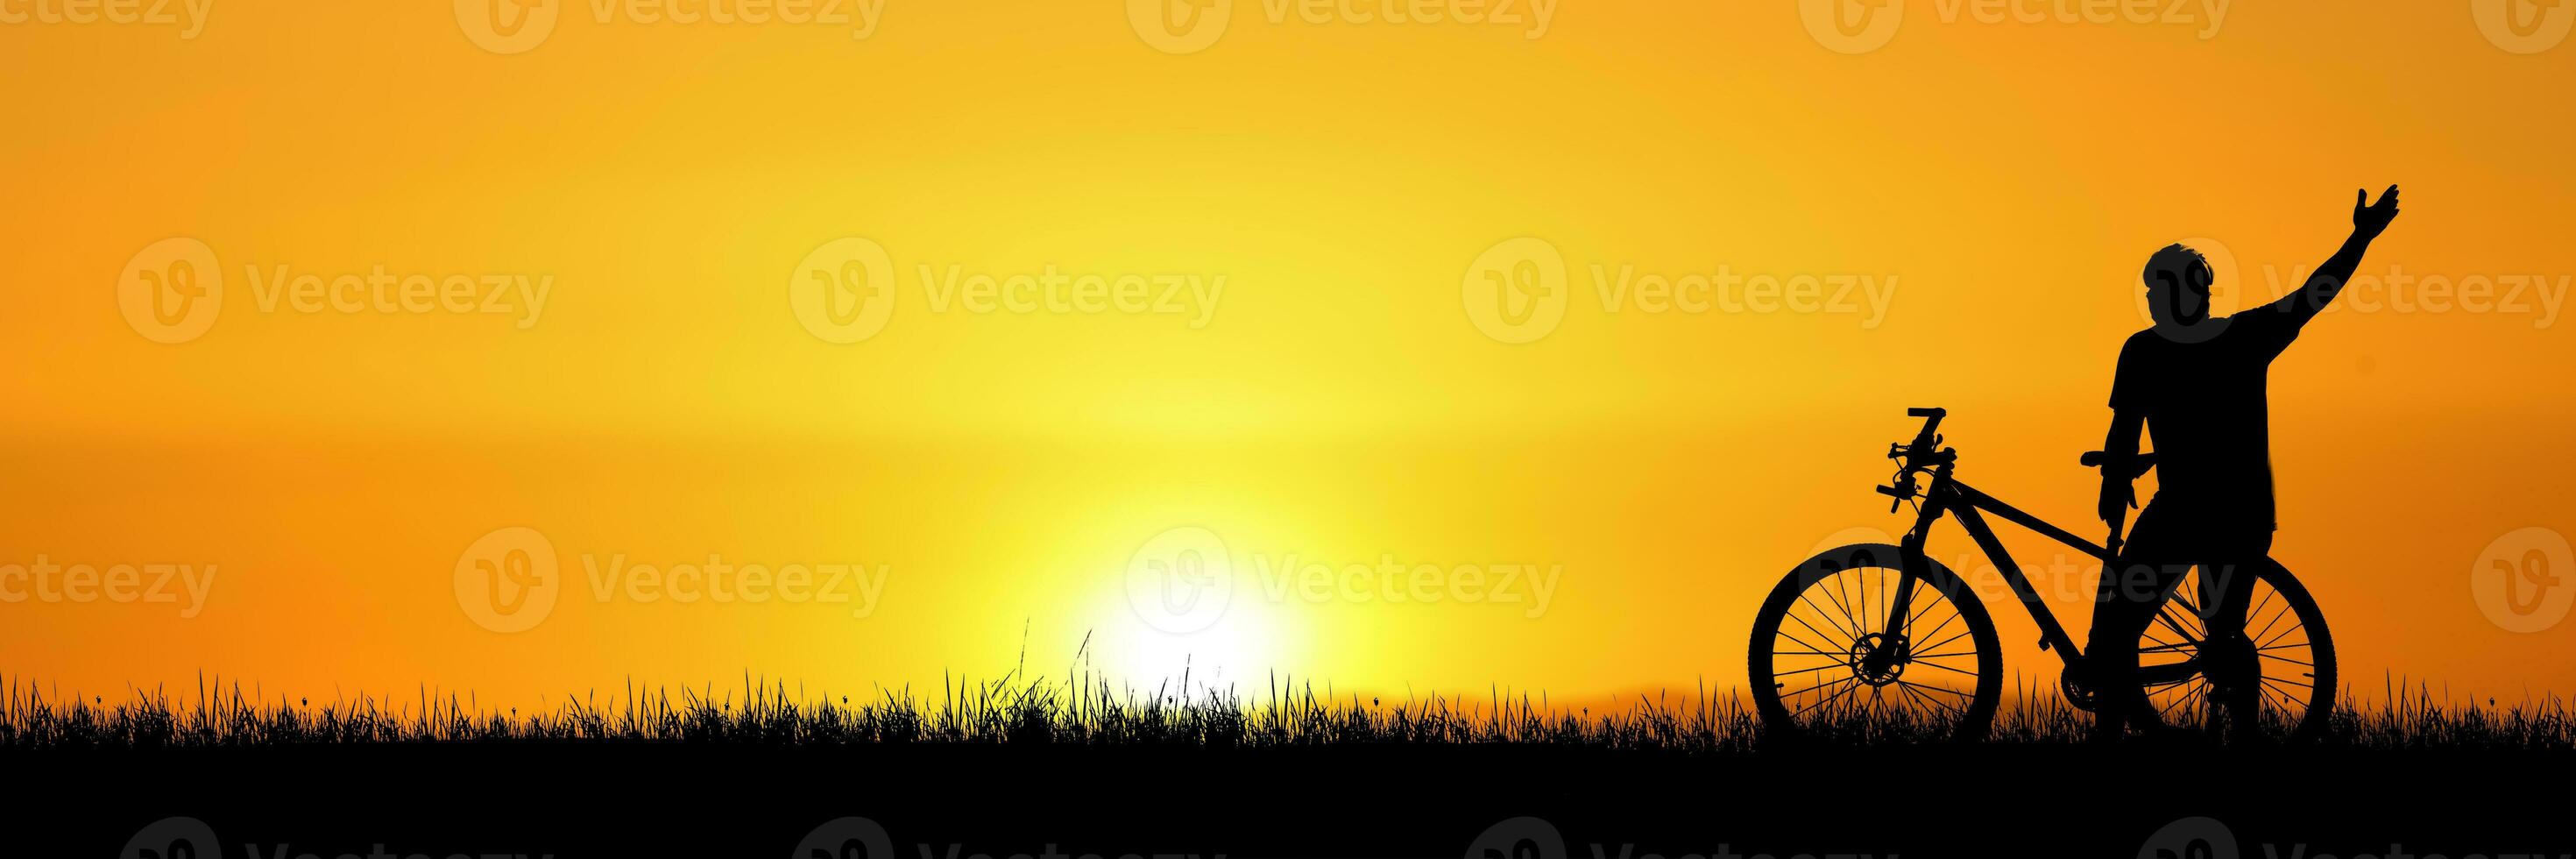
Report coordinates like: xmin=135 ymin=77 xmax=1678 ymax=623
xmin=2353 ymin=185 xmax=2402 ymax=239
xmin=2097 ymin=475 xmax=2136 ymax=529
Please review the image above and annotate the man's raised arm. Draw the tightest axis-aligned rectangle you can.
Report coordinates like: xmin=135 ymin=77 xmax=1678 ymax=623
xmin=2268 ymin=185 xmax=2403 ymax=326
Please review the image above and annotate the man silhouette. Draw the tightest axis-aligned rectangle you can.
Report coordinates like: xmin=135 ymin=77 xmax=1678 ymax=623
xmin=2089 ymin=186 xmax=2402 ymax=741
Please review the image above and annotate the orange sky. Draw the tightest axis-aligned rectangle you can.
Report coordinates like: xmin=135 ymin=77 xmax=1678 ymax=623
xmin=3 ymin=1 xmax=2573 ymax=709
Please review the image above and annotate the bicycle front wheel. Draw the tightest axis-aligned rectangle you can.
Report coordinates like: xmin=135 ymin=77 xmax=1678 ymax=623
xmin=1748 ymin=543 xmax=2002 ymax=742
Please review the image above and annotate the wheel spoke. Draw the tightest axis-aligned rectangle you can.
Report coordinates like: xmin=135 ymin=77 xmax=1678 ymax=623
xmin=1897 ymin=682 xmax=1962 ymax=716
xmin=1794 ymin=678 xmax=1863 ymax=716
xmin=2153 ymin=605 xmax=2204 ymax=645
xmin=1824 ymin=569 xmax=1859 ymax=636
xmin=2268 ymin=683 xmax=2306 ymax=709
xmin=1914 ymin=627 xmax=1973 ymax=658
xmin=2156 ymin=678 xmax=2207 ymax=721
xmin=1908 ymin=606 xmax=1964 ymax=656
xmin=1797 ymin=589 xmax=1857 ymax=642
xmin=2259 ymin=615 xmax=2305 ymax=650
xmin=1783 ymin=674 xmax=1853 ymax=699
xmin=1782 ymin=613 xmax=1849 ymax=657
xmin=2247 ymin=587 xmax=2277 ymax=627
xmin=1899 ymin=681 xmax=1974 ymax=699
xmin=2251 ymin=600 xmax=2295 ymax=646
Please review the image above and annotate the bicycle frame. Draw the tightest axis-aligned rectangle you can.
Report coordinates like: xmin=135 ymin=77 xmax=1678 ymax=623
xmin=1883 ymin=462 xmax=2112 ymax=670
xmin=1863 ymin=408 xmax=2124 ymax=673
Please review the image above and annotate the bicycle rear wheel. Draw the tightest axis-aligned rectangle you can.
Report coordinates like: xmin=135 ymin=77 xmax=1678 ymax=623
xmin=1748 ymin=543 xmax=2002 ymax=742
xmin=2131 ymin=557 xmax=2336 ymax=740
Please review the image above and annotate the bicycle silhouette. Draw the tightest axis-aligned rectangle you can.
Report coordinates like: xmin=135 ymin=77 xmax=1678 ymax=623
xmin=1746 ymin=408 xmax=2335 ymax=740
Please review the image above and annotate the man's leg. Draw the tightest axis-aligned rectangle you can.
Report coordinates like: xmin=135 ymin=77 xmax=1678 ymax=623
xmin=2199 ymin=552 xmax=2268 ymax=742
xmin=2089 ymin=501 xmax=2190 ymax=740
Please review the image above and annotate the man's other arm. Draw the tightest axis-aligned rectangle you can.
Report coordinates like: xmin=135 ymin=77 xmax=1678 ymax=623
xmin=2098 ymin=409 xmax=2145 ymax=529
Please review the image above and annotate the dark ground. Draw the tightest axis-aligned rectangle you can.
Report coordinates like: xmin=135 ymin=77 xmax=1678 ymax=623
xmin=35 ymin=742 xmax=2576 ymax=857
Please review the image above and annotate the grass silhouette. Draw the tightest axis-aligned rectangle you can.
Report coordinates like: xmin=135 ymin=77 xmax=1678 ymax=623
xmin=4 ymin=671 xmax=2565 ymax=751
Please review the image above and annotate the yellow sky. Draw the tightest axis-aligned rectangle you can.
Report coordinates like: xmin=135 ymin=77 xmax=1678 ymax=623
xmin=4 ymin=1 xmax=2573 ymax=708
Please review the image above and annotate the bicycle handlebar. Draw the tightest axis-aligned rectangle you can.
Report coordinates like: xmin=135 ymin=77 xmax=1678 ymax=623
xmin=1879 ymin=408 xmax=1952 ymax=511
xmin=1904 ymin=407 xmax=1945 ymax=449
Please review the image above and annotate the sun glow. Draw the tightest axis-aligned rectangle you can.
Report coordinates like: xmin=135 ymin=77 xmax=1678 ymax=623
xmin=1089 ymin=585 xmax=1290 ymax=695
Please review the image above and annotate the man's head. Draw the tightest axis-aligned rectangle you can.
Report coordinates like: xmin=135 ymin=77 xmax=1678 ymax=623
xmin=2143 ymin=243 xmax=2214 ymax=328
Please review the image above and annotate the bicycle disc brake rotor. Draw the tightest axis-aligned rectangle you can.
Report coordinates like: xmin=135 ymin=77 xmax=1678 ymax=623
xmin=1846 ymin=633 xmax=1910 ymax=686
